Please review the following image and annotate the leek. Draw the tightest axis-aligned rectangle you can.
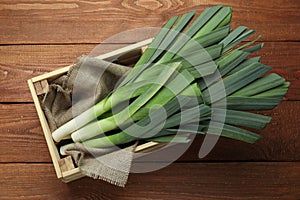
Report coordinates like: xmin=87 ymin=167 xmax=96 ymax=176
xmin=52 ymin=5 xmax=289 ymax=152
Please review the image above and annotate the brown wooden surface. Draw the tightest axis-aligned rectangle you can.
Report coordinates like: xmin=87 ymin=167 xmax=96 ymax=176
xmin=1 ymin=101 xmax=300 ymax=163
xmin=0 ymin=0 xmax=299 ymax=199
xmin=0 ymin=0 xmax=299 ymax=44
xmin=1 ymin=42 xmax=299 ymax=102
xmin=0 ymin=163 xmax=299 ymax=199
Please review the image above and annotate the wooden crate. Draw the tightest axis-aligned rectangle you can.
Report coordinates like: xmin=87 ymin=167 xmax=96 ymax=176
xmin=27 ymin=39 xmax=164 ymax=183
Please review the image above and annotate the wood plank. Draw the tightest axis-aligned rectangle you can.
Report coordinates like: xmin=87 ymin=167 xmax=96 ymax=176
xmin=1 ymin=101 xmax=299 ymax=163
xmin=0 ymin=42 xmax=299 ymax=102
xmin=0 ymin=103 xmax=51 ymax=163
xmin=0 ymin=162 xmax=299 ymax=199
xmin=0 ymin=0 xmax=299 ymax=44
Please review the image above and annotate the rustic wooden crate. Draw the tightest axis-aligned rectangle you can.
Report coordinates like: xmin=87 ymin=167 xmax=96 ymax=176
xmin=27 ymin=39 xmax=164 ymax=183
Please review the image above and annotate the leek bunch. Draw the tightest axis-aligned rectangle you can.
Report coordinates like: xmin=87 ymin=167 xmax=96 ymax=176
xmin=52 ymin=6 xmax=289 ymax=151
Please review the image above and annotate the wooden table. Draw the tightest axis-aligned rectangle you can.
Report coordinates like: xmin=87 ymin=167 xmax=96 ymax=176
xmin=0 ymin=1 xmax=299 ymax=199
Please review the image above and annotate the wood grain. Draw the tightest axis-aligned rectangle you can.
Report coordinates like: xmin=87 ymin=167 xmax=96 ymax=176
xmin=1 ymin=42 xmax=299 ymax=102
xmin=0 ymin=1 xmax=299 ymax=197
xmin=0 ymin=162 xmax=299 ymax=199
xmin=0 ymin=103 xmax=51 ymax=163
xmin=0 ymin=0 xmax=299 ymax=44
xmin=1 ymin=101 xmax=299 ymax=163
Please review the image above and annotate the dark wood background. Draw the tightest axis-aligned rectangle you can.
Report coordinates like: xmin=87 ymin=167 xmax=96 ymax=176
xmin=0 ymin=0 xmax=299 ymax=199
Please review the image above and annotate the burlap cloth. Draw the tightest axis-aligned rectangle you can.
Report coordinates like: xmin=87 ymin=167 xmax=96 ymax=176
xmin=41 ymin=56 xmax=134 ymax=187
